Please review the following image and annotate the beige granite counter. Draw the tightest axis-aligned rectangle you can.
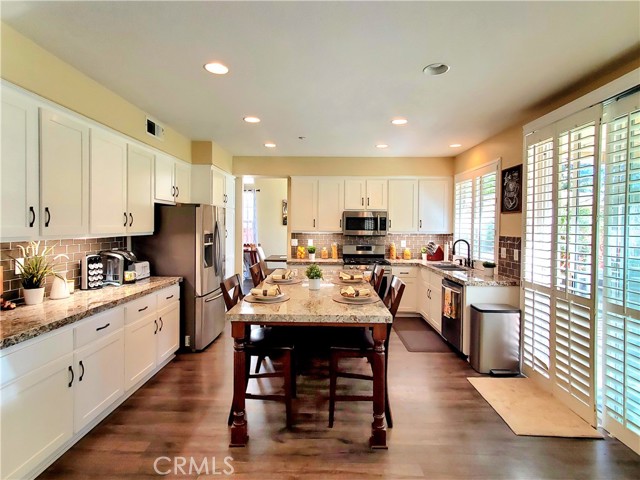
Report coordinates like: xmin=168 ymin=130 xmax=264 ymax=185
xmin=286 ymin=259 xmax=343 ymax=265
xmin=227 ymin=271 xmax=391 ymax=325
xmin=0 ymin=277 xmax=181 ymax=349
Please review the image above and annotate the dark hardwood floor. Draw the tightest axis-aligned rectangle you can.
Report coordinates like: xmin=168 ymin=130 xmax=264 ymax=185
xmin=40 ymin=318 xmax=639 ymax=479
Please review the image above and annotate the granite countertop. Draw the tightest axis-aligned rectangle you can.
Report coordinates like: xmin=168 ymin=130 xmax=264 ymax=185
xmin=287 ymin=259 xmax=343 ymax=265
xmin=0 ymin=276 xmax=182 ymax=350
xmin=227 ymin=272 xmax=392 ymax=325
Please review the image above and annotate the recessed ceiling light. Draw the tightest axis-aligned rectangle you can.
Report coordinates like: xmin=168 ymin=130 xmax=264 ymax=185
xmin=423 ymin=63 xmax=450 ymax=76
xmin=264 ymin=143 xmax=276 ymax=148
xmin=391 ymin=118 xmax=408 ymax=125
xmin=449 ymin=143 xmax=462 ymax=148
xmin=203 ymin=62 xmax=229 ymax=75
xmin=376 ymin=144 xmax=389 ymax=149
xmin=243 ymin=116 xmax=261 ymax=123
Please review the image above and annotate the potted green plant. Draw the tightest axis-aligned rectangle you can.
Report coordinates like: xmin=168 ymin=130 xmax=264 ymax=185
xmin=12 ymin=241 xmax=57 ymax=305
xmin=307 ymin=245 xmax=317 ymax=261
xmin=421 ymin=246 xmax=427 ymax=261
xmin=482 ymin=261 xmax=497 ymax=278
xmin=305 ymin=263 xmax=323 ymax=290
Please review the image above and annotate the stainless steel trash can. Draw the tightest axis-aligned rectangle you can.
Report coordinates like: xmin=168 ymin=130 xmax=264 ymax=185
xmin=470 ymin=303 xmax=520 ymax=374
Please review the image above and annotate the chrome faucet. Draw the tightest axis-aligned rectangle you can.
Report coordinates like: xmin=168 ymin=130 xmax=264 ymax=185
xmin=452 ymin=239 xmax=472 ymax=268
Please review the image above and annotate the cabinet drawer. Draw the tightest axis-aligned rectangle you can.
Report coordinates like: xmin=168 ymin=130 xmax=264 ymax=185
xmin=1 ymin=328 xmax=73 ymax=387
xmin=124 ymin=293 xmax=157 ymax=325
xmin=74 ymin=307 xmax=124 ymax=349
xmin=392 ymin=266 xmax=416 ymax=278
xmin=156 ymin=284 xmax=180 ymax=310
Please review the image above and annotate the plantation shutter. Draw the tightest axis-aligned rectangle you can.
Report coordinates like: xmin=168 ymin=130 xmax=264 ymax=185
xmin=601 ymin=91 xmax=640 ymax=454
xmin=454 ymin=179 xmax=473 ymax=248
xmin=473 ymin=172 xmax=497 ymax=262
xmin=523 ymin=106 xmax=600 ymax=425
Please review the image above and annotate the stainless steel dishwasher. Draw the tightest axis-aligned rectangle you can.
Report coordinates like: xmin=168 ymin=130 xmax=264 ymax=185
xmin=441 ymin=279 xmax=464 ymax=353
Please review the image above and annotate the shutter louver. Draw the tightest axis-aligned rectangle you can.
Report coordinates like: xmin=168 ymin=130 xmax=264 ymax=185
xmin=455 ymin=179 xmax=473 ymax=249
xmin=473 ymin=172 xmax=497 ymax=262
xmin=523 ymin=288 xmax=551 ymax=377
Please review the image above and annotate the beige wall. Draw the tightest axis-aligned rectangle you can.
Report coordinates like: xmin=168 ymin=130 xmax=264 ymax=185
xmin=254 ymin=178 xmax=288 ymax=258
xmin=233 ymin=156 xmax=454 ymax=177
xmin=191 ymin=140 xmax=233 ymax=173
xmin=1 ymin=23 xmax=192 ymax=162
xmin=454 ymin=52 xmax=640 ymax=237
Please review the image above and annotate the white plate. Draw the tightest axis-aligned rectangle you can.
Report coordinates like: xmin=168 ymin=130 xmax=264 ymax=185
xmin=332 ymin=293 xmax=378 ymax=305
xmin=245 ymin=293 xmax=290 ymax=304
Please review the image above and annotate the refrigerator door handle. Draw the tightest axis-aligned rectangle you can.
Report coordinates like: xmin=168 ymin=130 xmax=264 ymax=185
xmin=205 ymin=293 xmax=224 ymax=303
xmin=213 ymin=220 xmax=220 ymax=277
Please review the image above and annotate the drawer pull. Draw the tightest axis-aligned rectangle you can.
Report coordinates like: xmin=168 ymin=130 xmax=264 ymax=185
xmin=159 ymin=317 xmax=164 ymax=331
xmin=165 ymin=294 xmax=174 ymax=300
xmin=138 ymin=306 xmax=149 ymax=312
xmin=400 ymin=271 xmax=409 ymax=275
xmin=79 ymin=360 xmax=85 ymax=382
xmin=68 ymin=366 xmax=74 ymax=388
xmin=96 ymin=323 xmax=110 ymax=332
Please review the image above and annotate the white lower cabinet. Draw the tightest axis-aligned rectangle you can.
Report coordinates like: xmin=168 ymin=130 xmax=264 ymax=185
xmin=417 ymin=268 xmax=430 ymax=319
xmin=0 ymin=284 xmax=180 ymax=480
xmin=392 ymin=266 xmax=417 ymax=313
xmin=418 ymin=267 xmax=444 ymax=333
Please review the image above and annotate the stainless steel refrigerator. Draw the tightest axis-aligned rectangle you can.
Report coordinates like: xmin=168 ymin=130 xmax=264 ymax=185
xmin=133 ymin=204 xmax=226 ymax=351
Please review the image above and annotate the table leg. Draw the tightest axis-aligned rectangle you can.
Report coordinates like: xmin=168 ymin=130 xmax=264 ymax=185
xmin=230 ymin=322 xmax=248 ymax=447
xmin=370 ymin=324 xmax=388 ymax=449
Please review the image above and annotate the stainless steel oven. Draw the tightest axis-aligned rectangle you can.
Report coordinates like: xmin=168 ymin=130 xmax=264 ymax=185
xmin=342 ymin=210 xmax=388 ymax=236
xmin=442 ymin=279 xmax=464 ymax=354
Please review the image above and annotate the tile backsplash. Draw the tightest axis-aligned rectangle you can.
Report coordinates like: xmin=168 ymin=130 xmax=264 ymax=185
xmin=498 ymin=236 xmax=521 ymax=279
xmin=290 ymin=233 xmax=454 ymax=260
xmin=1 ymin=237 xmax=125 ymax=303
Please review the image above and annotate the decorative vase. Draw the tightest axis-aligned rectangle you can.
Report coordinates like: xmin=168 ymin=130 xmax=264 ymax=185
xmin=308 ymin=253 xmax=316 ymax=261
xmin=50 ymin=276 xmax=70 ymax=300
xmin=308 ymin=278 xmax=321 ymax=290
xmin=23 ymin=287 xmax=45 ymax=305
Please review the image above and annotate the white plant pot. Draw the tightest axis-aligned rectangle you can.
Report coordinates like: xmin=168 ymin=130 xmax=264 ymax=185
xmin=421 ymin=253 xmax=427 ymax=261
xmin=308 ymin=278 xmax=321 ymax=290
xmin=308 ymin=253 xmax=316 ymax=261
xmin=23 ymin=287 xmax=45 ymax=305
xmin=485 ymin=268 xmax=495 ymax=278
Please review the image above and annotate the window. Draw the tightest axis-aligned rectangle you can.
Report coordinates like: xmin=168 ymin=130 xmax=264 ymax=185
xmin=242 ymin=188 xmax=258 ymax=245
xmin=454 ymin=162 xmax=498 ymax=262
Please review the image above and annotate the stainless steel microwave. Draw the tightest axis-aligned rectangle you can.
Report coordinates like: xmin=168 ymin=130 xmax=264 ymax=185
xmin=342 ymin=210 xmax=388 ymax=236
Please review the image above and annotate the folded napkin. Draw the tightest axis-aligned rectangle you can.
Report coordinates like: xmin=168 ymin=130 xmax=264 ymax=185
xmin=339 ymin=271 xmax=364 ymax=280
xmin=340 ymin=286 xmax=371 ymax=298
xmin=250 ymin=285 xmax=282 ymax=297
xmin=271 ymin=269 xmax=293 ymax=280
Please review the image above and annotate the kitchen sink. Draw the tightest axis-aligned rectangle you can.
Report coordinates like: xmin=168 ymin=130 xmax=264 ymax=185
xmin=430 ymin=263 xmax=468 ymax=272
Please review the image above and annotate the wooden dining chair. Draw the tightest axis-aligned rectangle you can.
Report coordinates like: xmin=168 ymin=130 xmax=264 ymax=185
xmin=256 ymin=244 xmax=274 ymax=277
xmin=328 ymin=276 xmax=405 ymax=428
xmin=249 ymin=262 xmax=265 ymax=287
xmin=370 ymin=264 xmax=385 ymax=296
xmin=221 ymin=274 xmax=295 ymax=429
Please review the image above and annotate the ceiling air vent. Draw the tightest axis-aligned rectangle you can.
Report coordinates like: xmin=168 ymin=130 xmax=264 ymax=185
xmin=146 ymin=117 xmax=165 ymax=140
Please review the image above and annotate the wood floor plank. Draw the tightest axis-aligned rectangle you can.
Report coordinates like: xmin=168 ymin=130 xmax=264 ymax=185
xmin=38 ymin=318 xmax=640 ymax=479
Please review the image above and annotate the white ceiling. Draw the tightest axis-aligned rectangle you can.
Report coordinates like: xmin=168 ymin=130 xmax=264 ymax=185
xmin=2 ymin=1 xmax=639 ymax=158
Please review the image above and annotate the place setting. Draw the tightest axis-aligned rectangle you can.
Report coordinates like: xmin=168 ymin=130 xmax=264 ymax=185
xmin=332 ymin=285 xmax=380 ymax=305
xmin=245 ymin=284 xmax=290 ymax=304
xmin=265 ymin=268 xmax=302 ymax=285
xmin=332 ymin=270 xmax=370 ymax=286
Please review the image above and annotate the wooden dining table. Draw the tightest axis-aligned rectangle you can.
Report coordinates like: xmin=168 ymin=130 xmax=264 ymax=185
xmin=225 ymin=268 xmax=393 ymax=449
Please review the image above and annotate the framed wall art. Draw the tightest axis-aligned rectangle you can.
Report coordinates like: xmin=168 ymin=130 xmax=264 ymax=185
xmin=501 ymin=164 xmax=522 ymax=213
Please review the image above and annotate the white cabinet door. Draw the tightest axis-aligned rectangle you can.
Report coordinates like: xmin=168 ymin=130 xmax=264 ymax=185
xmin=89 ymin=129 xmax=127 ymax=235
xmin=209 ymin=167 xmax=226 ymax=207
xmin=74 ymin=329 xmax=124 ymax=432
xmin=225 ymin=174 xmax=236 ymax=208
xmin=392 ymin=267 xmax=417 ymax=313
xmin=417 ymin=268 xmax=430 ymax=319
xmin=174 ymin=160 xmax=191 ymax=203
xmin=429 ymin=271 xmax=444 ymax=333
xmin=157 ymin=302 xmax=180 ymax=364
xmin=419 ymin=179 xmax=452 ymax=233
xmin=317 ymin=178 xmax=344 ymax=232
xmin=40 ymin=109 xmax=89 ymax=236
xmin=155 ymin=154 xmax=174 ymax=203
xmin=366 ymin=179 xmax=388 ymax=210
xmin=388 ymin=179 xmax=418 ymax=232
xmin=0 ymin=352 xmax=74 ymax=479
xmin=124 ymin=313 xmax=157 ymax=390
xmin=127 ymin=145 xmax=154 ymax=234
xmin=290 ymin=178 xmax=317 ymax=231
xmin=344 ymin=179 xmax=366 ymax=209
xmin=225 ymin=208 xmax=236 ymax=275
xmin=1 ymin=90 xmax=39 ymax=239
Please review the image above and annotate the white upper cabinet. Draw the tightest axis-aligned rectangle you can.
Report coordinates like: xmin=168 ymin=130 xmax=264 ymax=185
xmin=89 ymin=129 xmax=127 ymax=235
xmin=174 ymin=160 xmax=191 ymax=203
xmin=126 ymin=145 xmax=154 ymax=234
xmin=190 ymin=165 xmax=234 ymax=208
xmin=225 ymin=174 xmax=236 ymax=207
xmin=211 ymin=167 xmax=226 ymax=207
xmin=0 ymin=89 xmax=39 ymax=239
xmin=388 ymin=179 xmax=419 ymax=232
xmin=418 ymin=178 xmax=452 ymax=233
xmin=154 ymin=154 xmax=174 ymax=203
xmin=40 ymin=109 xmax=89 ymax=237
xmin=344 ymin=178 xmax=387 ymax=210
xmin=290 ymin=177 xmax=317 ymax=231
xmin=317 ymin=178 xmax=344 ymax=232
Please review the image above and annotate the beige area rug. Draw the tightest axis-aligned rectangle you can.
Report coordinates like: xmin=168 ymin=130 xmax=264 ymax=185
xmin=468 ymin=377 xmax=603 ymax=438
